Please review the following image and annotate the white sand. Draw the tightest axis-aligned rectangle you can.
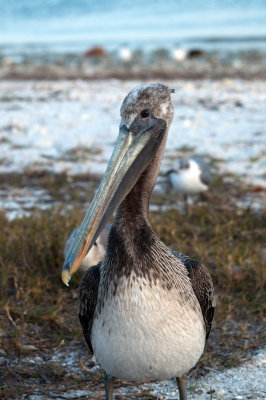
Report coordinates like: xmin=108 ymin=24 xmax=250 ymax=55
xmin=145 ymin=347 xmax=266 ymax=399
xmin=0 ymin=79 xmax=265 ymax=185
xmin=23 ymin=347 xmax=266 ymax=399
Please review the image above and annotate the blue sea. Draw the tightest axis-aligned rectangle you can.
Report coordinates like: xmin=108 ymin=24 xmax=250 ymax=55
xmin=0 ymin=0 xmax=266 ymax=57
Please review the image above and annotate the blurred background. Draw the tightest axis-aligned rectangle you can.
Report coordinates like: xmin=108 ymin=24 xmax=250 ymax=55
xmin=0 ymin=1 xmax=265 ymax=400
xmin=1 ymin=0 xmax=266 ymax=79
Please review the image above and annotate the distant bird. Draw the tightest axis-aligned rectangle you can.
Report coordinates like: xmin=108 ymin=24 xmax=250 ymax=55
xmin=171 ymin=47 xmax=187 ymax=62
xmin=166 ymin=157 xmax=211 ymax=211
xmin=63 ymin=224 xmax=110 ymax=272
xmin=117 ymin=45 xmax=132 ymax=62
xmin=62 ymin=84 xmax=215 ymax=400
xmin=187 ymin=49 xmax=205 ymax=58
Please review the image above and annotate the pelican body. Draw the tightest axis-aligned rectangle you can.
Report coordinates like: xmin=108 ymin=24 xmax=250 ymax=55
xmin=62 ymin=84 xmax=215 ymax=400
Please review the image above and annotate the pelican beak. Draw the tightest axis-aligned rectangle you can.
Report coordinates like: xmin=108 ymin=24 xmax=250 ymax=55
xmin=62 ymin=118 xmax=166 ymax=285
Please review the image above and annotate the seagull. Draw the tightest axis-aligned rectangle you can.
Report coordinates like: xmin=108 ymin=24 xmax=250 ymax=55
xmin=171 ymin=47 xmax=187 ymax=62
xmin=62 ymin=84 xmax=215 ymax=400
xmin=63 ymin=224 xmax=110 ymax=272
xmin=117 ymin=44 xmax=132 ymax=62
xmin=166 ymin=157 xmax=211 ymax=211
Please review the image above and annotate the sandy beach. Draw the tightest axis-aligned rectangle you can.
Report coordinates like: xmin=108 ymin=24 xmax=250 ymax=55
xmin=1 ymin=78 xmax=265 ymax=177
xmin=1 ymin=78 xmax=265 ymax=218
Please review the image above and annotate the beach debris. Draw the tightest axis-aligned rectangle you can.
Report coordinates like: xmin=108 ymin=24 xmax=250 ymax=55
xmin=188 ymin=49 xmax=205 ymax=58
xmin=84 ymin=46 xmax=106 ymax=58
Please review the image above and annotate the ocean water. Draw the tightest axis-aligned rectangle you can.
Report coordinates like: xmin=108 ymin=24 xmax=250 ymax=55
xmin=0 ymin=0 xmax=266 ymax=57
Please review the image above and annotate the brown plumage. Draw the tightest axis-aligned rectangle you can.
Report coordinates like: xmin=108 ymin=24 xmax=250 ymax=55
xmin=79 ymin=246 xmax=215 ymax=357
xmin=64 ymin=83 xmax=215 ymax=400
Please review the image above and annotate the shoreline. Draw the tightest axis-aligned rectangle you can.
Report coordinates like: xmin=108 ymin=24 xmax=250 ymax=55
xmin=2 ymin=67 xmax=266 ymax=81
xmin=1 ymin=48 xmax=266 ymax=81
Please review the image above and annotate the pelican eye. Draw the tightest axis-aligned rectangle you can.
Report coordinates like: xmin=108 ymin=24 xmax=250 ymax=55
xmin=140 ymin=108 xmax=150 ymax=119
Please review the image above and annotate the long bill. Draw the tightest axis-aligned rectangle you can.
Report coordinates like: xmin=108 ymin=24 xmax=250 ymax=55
xmin=61 ymin=123 xmax=165 ymax=286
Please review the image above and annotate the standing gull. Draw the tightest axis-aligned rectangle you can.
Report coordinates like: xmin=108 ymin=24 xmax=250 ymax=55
xmin=62 ymin=84 xmax=215 ymax=400
xmin=167 ymin=157 xmax=211 ymax=195
xmin=167 ymin=157 xmax=211 ymax=212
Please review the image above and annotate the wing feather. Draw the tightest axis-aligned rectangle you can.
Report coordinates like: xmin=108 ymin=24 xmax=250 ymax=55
xmin=172 ymin=251 xmax=215 ymax=339
xmin=78 ymin=263 xmax=101 ymax=353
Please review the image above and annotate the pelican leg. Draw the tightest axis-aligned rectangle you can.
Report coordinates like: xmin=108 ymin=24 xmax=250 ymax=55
xmin=183 ymin=194 xmax=189 ymax=215
xmin=104 ymin=372 xmax=114 ymax=400
xmin=176 ymin=375 xmax=187 ymax=400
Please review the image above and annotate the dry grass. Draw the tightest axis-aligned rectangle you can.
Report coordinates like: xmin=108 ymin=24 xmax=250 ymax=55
xmin=0 ymin=171 xmax=265 ymax=398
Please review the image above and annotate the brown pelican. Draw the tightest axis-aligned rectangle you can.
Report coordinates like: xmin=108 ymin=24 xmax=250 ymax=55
xmin=63 ymin=224 xmax=110 ymax=272
xmin=62 ymin=83 xmax=215 ymax=400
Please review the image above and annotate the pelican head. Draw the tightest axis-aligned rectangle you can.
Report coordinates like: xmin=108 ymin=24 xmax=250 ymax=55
xmin=62 ymin=83 xmax=174 ymax=285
